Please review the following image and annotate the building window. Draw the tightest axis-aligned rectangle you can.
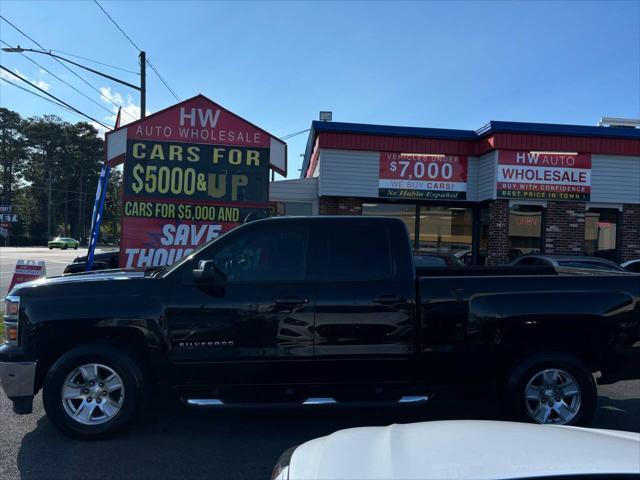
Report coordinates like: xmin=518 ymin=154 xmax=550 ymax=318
xmin=585 ymin=208 xmax=619 ymax=261
xmin=362 ymin=203 xmax=417 ymax=247
xmin=417 ymin=206 xmax=473 ymax=259
xmin=508 ymin=204 xmax=543 ymax=262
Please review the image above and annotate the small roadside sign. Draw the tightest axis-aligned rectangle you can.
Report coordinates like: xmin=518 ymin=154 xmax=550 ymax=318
xmin=8 ymin=260 xmax=47 ymax=292
xmin=0 ymin=213 xmax=18 ymax=222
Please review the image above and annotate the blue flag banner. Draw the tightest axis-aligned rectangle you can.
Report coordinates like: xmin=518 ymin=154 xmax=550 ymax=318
xmin=86 ymin=164 xmax=111 ymax=271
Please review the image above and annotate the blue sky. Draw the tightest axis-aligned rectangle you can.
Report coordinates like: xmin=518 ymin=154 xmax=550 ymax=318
xmin=1 ymin=0 xmax=638 ymax=178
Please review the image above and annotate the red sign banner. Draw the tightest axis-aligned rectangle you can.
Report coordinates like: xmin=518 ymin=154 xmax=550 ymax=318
xmin=105 ymin=95 xmax=281 ymax=269
xmin=8 ymin=260 xmax=46 ymax=292
xmin=379 ymin=152 xmax=468 ymax=200
xmin=497 ymin=151 xmax=591 ymax=201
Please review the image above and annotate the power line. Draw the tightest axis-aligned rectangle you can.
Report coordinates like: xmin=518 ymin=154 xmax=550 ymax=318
xmin=1 ymin=77 xmax=78 ymax=115
xmin=1 ymin=39 xmax=117 ymax=119
xmin=17 ymin=184 xmax=96 ymax=197
xmin=280 ymin=128 xmax=311 ymax=140
xmin=92 ymin=0 xmax=181 ymax=102
xmin=145 ymin=58 xmax=180 ymax=101
xmin=92 ymin=0 xmax=142 ymax=51
xmin=1 ymin=65 xmax=111 ymax=129
xmin=51 ymin=49 xmax=139 ymax=76
xmin=0 ymin=15 xmax=137 ymax=121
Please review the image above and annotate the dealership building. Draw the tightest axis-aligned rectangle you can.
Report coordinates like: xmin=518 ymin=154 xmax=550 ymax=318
xmin=270 ymin=118 xmax=640 ymax=265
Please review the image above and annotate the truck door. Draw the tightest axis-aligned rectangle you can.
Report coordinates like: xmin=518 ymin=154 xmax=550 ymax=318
xmin=167 ymin=220 xmax=315 ymax=386
xmin=311 ymin=219 xmax=415 ymax=385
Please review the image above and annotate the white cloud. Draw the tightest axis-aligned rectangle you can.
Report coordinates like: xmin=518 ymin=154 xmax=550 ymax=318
xmin=99 ymin=86 xmax=143 ymax=126
xmin=34 ymin=80 xmax=50 ymax=91
xmin=0 ymin=67 xmax=50 ymax=91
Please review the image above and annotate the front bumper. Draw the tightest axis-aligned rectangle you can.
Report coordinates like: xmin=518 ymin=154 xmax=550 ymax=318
xmin=0 ymin=361 xmax=37 ymax=397
xmin=0 ymin=344 xmax=37 ymax=414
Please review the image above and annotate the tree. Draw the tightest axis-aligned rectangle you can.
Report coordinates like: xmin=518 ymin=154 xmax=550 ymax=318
xmin=0 ymin=108 xmax=27 ymax=205
xmin=3 ymin=110 xmax=105 ymax=245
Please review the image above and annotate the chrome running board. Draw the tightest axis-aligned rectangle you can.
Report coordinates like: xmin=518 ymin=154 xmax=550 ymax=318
xmin=186 ymin=395 xmax=430 ymax=408
xmin=399 ymin=395 xmax=430 ymax=403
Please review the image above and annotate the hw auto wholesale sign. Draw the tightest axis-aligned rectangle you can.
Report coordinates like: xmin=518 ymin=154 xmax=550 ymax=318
xmin=497 ymin=151 xmax=591 ymax=201
xmin=106 ymin=95 xmax=287 ymax=269
xmin=379 ymin=152 xmax=468 ymax=200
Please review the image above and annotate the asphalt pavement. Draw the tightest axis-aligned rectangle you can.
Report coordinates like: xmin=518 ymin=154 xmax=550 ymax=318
xmin=0 ymin=247 xmax=638 ymax=479
xmin=0 ymin=380 xmax=638 ymax=480
xmin=1 ymin=247 xmax=87 ymax=299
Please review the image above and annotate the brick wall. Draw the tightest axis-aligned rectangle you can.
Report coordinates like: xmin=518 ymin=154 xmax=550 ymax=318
xmin=486 ymin=200 xmax=509 ymax=265
xmin=544 ymin=201 xmax=586 ymax=256
xmin=319 ymin=196 xmax=363 ymax=215
xmin=620 ymin=204 xmax=640 ymax=261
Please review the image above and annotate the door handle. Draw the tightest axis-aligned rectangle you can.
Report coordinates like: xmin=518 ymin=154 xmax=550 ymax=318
xmin=275 ymin=296 xmax=309 ymax=306
xmin=373 ymin=295 xmax=405 ymax=305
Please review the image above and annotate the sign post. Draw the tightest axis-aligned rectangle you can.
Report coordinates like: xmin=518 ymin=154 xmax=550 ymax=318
xmin=105 ymin=95 xmax=287 ymax=269
xmin=8 ymin=260 xmax=46 ymax=293
xmin=0 ymin=205 xmax=18 ymax=244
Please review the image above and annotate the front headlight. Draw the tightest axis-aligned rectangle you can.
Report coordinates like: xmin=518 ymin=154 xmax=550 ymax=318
xmin=4 ymin=295 xmax=20 ymax=345
xmin=271 ymin=445 xmax=297 ymax=480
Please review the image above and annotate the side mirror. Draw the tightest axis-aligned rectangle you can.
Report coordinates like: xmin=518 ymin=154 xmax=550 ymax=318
xmin=192 ymin=260 xmax=227 ymax=284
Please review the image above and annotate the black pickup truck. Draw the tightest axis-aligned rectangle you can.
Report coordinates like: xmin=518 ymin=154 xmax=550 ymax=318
xmin=2 ymin=216 xmax=639 ymax=439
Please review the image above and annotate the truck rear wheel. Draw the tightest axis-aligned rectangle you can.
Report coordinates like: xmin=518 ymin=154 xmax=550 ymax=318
xmin=503 ymin=352 xmax=597 ymax=426
xmin=43 ymin=344 xmax=145 ymax=440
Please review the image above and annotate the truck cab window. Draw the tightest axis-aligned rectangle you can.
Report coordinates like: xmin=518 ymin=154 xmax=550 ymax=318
xmin=208 ymin=225 xmax=308 ymax=282
xmin=319 ymin=224 xmax=392 ymax=280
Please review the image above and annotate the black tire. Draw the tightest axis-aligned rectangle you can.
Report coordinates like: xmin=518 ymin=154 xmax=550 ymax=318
xmin=62 ymin=245 xmax=67 ymax=250
xmin=43 ymin=343 xmax=146 ymax=440
xmin=49 ymin=247 xmax=53 ymax=250
xmin=502 ymin=352 xmax=597 ymax=426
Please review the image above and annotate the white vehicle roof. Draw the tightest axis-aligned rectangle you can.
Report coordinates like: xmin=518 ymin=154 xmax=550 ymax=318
xmin=288 ymin=420 xmax=640 ymax=479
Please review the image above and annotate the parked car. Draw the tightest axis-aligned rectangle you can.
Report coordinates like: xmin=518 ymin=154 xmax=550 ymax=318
xmin=2 ymin=216 xmax=640 ymax=439
xmin=510 ymin=254 xmax=627 ymax=272
xmin=621 ymin=259 xmax=640 ymax=273
xmin=272 ymin=420 xmax=640 ymax=480
xmin=63 ymin=249 xmax=120 ymax=274
xmin=47 ymin=237 xmax=79 ymax=250
xmin=413 ymin=251 xmax=464 ymax=268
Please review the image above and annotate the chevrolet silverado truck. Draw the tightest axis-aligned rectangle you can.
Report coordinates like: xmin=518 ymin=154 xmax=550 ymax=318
xmin=1 ymin=216 xmax=639 ymax=439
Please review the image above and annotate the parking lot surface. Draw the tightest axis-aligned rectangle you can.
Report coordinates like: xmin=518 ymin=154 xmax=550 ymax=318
xmin=1 ymin=247 xmax=87 ymax=299
xmin=0 ymin=381 xmax=638 ymax=480
xmin=1 ymin=247 xmax=639 ymax=479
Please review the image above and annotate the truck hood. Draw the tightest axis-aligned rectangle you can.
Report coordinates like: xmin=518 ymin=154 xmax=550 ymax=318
xmin=10 ymin=270 xmax=145 ymax=292
xmin=288 ymin=420 xmax=640 ymax=479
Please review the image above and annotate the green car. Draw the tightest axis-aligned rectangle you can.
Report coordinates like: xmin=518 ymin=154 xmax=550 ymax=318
xmin=48 ymin=237 xmax=79 ymax=250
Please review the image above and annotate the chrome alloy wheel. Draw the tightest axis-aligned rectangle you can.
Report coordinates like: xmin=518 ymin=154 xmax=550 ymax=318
xmin=525 ymin=368 xmax=581 ymax=425
xmin=61 ymin=363 xmax=125 ymax=425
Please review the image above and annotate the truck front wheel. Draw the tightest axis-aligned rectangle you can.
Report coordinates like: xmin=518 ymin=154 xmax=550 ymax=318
xmin=503 ymin=352 xmax=597 ymax=426
xmin=43 ymin=344 xmax=146 ymax=440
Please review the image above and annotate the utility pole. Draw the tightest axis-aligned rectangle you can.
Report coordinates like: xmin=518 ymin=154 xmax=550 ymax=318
xmin=47 ymin=166 xmax=52 ymax=240
xmin=3 ymin=47 xmax=146 ymax=121
xmin=140 ymin=51 xmax=146 ymax=119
